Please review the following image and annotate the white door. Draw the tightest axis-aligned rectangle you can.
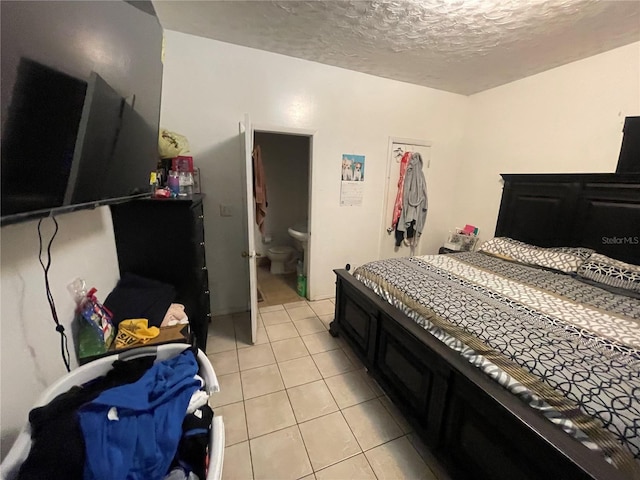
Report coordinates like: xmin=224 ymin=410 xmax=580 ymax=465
xmin=240 ymin=114 xmax=258 ymax=344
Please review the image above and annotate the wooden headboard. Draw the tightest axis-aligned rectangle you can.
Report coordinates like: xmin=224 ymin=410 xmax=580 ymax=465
xmin=495 ymin=173 xmax=640 ymax=265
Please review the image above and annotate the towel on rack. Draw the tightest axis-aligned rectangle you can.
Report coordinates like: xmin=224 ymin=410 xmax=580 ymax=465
xmin=253 ymin=145 xmax=268 ymax=234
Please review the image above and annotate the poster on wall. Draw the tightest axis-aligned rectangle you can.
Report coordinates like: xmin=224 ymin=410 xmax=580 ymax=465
xmin=340 ymin=154 xmax=365 ymax=206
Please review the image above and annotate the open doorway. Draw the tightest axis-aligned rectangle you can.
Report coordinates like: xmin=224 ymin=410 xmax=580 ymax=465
xmin=252 ymin=130 xmax=312 ymax=306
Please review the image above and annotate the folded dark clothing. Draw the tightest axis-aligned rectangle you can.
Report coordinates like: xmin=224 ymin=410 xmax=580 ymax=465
xmin=171 ymin=404 xmax=214 ymax=480
xmin=104 ymin=273 xmax=176 ymax=328
xmin=18 ymin=356 xmax=155 ymax=480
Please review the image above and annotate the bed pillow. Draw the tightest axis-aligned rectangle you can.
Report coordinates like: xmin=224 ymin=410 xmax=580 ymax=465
xmin=576 ymin=276 xmax=640 ymax=300
xmin=478 ymin=237 xmax=588 ymax=274
xmin=577 ymin=253 xmax=640 ymax=293
xmin=546 ymin=246 xmax=595 ymax=261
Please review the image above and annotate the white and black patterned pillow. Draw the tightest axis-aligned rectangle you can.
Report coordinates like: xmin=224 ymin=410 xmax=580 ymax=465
xmin=478 ymin=237 xmax=587 ymax=274
xmin=547 ymin=246 xmax=595 ymax=261
xmin=577 ymin=253 xmax=640 ymax=293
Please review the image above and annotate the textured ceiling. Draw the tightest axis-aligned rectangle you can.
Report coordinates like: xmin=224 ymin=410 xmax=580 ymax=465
xmin=153 ymin=0 xmax=640 ymax=95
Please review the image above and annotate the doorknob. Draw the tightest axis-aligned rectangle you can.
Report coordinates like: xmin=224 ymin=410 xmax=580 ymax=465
xmin=242 ymin=251 xmax=256 ymax=258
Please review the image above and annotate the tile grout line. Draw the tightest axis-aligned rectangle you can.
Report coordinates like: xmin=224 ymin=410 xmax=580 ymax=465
xmin=241 ymin=380 xmax=256 ymax=480
xmin=333 ymin=343 xmax=438 ymax=478
xmin=305 ymin=366 xmax=372 ymax=477
xmin=215 ymin=314 xmax=254 ymax=479
xmin=212 ymin=365 xmax=374 ymax=409
xmin=341 ymin=396 xmax=404 ymax=449
xmin=243 ymin=316 xmax=373 ymax=475
xmin=271 ymin=336 xmax=315 ymax=477
xmin=237 ymin=315 xmax=256 ymax=480
xmin=217 ymin=302 xmax=393 ymax=479
xmin=322 ymin=336 xmax=393 ymax=479
xmin=314 ymin=377 xmax=362 ymax=474
xmin=283 ymin=328 xmax=322 ymax=427
xmin=240 ymin=399 xmax=411 ymax=455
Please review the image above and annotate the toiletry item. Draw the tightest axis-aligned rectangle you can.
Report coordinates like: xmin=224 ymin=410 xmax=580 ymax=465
xmin=156 ymin=168 xmax=165 ymax=187
xmin=296 ymin=261 xmax=307 ymax=297
xmin=149 ymin=172 xmax=159 ymax=194
xmin=179 ymin=171 xmax=193 ymax=196
xmin=168 ymin=170 xmax=180 ymax=197
xmin=192 ymin=168 xmax=201 ymax=193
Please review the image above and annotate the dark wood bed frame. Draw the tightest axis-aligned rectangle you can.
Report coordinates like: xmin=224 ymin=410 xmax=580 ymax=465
xmin=331 ymin=173 xmax=640 ymax=480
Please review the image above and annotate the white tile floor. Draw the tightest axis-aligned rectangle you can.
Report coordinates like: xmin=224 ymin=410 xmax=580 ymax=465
xmin=206 ymin=300 xmax=449 ymax=480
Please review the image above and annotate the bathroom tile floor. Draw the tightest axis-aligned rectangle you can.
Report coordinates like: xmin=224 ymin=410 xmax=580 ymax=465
xmin=256 ymin=263 xmax=303 ymax=307
xmin=206 ymin=300 xmax=450 ymax=480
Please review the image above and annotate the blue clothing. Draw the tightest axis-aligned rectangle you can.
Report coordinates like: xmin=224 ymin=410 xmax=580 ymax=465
xmin=78 ymin=350 xmax=201 ymax=480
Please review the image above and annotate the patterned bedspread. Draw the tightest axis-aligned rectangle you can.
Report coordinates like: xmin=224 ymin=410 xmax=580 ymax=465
xmin=354 ymin=252 xmax=640 ymax=473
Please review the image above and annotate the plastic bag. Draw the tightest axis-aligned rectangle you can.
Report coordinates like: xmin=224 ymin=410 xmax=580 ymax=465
xmin=69 ymin=278 xmax=115 ymax=358
xmin=158 ymin=128 xmax=190 ymax=158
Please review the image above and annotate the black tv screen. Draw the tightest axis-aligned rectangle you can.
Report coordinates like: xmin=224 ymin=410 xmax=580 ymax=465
xmin=2 ymin=59 xmax=87 ymax=216
xmin=1 ymin=1 xmax=163 ymax=225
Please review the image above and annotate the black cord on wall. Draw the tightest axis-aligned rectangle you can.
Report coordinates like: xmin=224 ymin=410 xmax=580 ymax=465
xmin=37 ymin=216 xmax=71 ymax=372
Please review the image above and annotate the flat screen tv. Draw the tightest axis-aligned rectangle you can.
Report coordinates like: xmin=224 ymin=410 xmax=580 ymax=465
xmin=1 ymin=1 xmax=163 ymax=226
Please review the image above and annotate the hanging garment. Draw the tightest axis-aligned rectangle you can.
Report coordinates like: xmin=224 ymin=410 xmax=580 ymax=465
xmin=390 ymin=151 xmax=412 ymax=231
xmin=397 ymin=152 xmax=428 ymax=238
xmin=78 ymin=349 xmax=201 ymax=480
xmin=17 ymin=356 xmax=155 ymax=480
xmin=252 ymin=145 xmax=268 ymax=234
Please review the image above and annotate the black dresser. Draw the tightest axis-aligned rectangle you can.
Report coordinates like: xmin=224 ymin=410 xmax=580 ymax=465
xmin=110 ymin=195 xmax=210 ymax=350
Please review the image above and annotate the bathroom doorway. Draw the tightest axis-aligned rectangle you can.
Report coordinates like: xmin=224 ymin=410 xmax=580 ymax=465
xmin=252 ymin=129 xmax=313 ymax=306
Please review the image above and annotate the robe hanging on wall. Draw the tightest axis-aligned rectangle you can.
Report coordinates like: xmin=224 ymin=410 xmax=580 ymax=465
xmin=393 ymin=152 xmax=428 ymax=248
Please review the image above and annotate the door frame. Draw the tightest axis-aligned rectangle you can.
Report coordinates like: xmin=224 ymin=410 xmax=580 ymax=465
xmin=252 ymin=123 xmax=316 ymax=299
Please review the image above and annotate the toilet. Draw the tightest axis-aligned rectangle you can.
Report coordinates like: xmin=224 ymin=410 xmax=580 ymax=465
xmin=266 ymin=246 xmax=296 ymax=274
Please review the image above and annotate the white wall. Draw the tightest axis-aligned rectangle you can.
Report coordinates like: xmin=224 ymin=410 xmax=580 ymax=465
xmin=453 ymin=42 xmax=640 ymax=241
xmin=253 ymin=132 xmax=310 ymax=255
xmin=0 ymin=207 xmax=120 ymax=457
xmin=160 ymin=30 xmax=469 ymax=308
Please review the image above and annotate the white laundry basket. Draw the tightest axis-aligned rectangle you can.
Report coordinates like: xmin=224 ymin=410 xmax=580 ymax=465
xmin=0 ymin=344 xmax=224 ymax=480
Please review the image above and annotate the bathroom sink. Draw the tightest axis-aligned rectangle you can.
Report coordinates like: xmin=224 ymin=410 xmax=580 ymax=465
xmin=288 ymin=223 xmax=309 ymax=277
xmin=287 ymin=224 xmax=308 ymax=243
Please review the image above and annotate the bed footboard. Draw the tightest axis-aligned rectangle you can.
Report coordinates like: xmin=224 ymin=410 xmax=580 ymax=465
xmin=332 ymin=268 xmax=629 ymax=480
